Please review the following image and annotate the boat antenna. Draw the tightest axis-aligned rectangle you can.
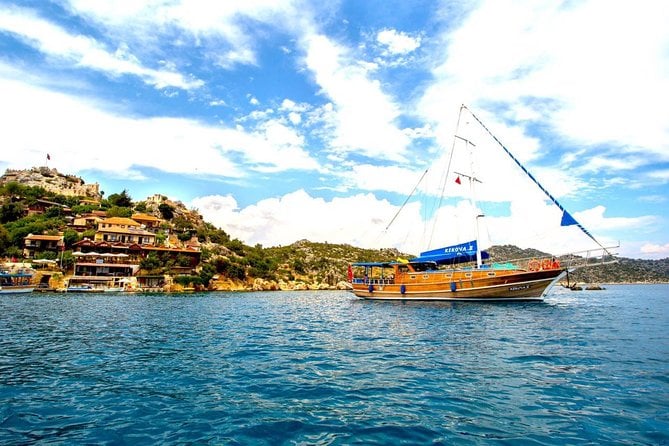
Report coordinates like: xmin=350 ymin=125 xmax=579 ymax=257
xmin=461 ymin=104 xmax=612 ymax=256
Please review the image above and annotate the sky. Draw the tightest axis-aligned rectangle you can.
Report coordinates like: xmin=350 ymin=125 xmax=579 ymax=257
xmin=0 ymin=0 xmax=668 ymax=260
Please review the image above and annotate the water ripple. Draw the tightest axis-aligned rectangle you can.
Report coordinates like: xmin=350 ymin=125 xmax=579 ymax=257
xmin=0 ymin=286 xmax=668 ymax=444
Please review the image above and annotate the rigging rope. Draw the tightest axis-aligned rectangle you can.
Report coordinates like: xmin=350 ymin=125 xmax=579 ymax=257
xmin=384 ymin=168 xmax=429 ymax=231
xmin=461 ymin=104 xmax=612 ymax=256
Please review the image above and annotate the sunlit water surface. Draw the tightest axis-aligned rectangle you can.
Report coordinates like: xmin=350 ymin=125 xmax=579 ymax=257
xmin=1 ymin=285 xmax=668 ymax=445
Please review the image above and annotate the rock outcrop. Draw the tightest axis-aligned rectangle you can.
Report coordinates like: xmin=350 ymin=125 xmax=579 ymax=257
xmin=1 ymin=167 xmax=101 ymax=199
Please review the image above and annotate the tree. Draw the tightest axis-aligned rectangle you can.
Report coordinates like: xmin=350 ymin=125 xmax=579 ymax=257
xmin=199 ymin=263 xmax=216 ymax=288
xmin=158 ymin=203 xmax=174 ymax=220
xmin=1 ymin=181 xmax=22 ymax=196
xmin=63 ymin=229 xmax=79 ymax=249
xmin=106 ymin=206 xmax=133 ymax=218
xmin=0 ymin=203 xmax=24 ymax=223
xmin=226 ymin=239 xmax=245 ymax=256
xmin=45 ymin=206 xmax=63 ymax=218
xmin=134 ymin=201 xmax=147 ymax=213
xmin=140 ymin=252 xmax=162 ymax=271
xmin=214 ymin=257 xmax=245 ymax=280
xmin=0 ymin=224 xmax=10 ymax=254
xmin=107 ymin=190 xmax=133 ymax=208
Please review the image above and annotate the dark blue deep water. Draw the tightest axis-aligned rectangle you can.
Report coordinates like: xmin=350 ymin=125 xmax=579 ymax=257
xmin=1 ymin=285 xmax=668 ymax=445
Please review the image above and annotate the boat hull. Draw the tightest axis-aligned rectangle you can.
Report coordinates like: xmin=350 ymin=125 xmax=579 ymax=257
xmin=0 ymin=286 xmax=35 ymax=294
xmin=351 ymin=269 xmax=565 ymax=301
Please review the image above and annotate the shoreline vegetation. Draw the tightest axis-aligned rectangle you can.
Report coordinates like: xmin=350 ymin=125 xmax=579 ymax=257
xmin=2 ymin=167 xmax=668 ymax=293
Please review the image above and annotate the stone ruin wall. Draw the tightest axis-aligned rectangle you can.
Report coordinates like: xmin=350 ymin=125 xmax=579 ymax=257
xmin=1 ymin=167 xmax=101 ymax=199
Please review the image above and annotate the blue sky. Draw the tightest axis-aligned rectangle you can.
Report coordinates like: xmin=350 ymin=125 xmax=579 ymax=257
xmin=0 ymin=0 xmax=667 ymax=259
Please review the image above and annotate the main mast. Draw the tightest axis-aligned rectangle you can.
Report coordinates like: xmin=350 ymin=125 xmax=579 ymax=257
xmin=453 ymin=134 xmax=483 ymax=269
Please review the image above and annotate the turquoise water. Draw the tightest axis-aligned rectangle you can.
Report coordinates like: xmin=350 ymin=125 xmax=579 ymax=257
xmin=1 ymin=285 xmax=668 ymax=445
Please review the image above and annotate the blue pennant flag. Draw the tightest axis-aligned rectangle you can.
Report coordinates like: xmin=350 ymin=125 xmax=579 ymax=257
xmin=560 ymin=210 xmax=578 ymax=227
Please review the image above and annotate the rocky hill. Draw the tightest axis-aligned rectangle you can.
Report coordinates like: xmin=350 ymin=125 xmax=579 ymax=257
xmin=487 ymin=244 xmax=668 ymax=284
xmin=0 ymin=167 xmax=101 ymax=199
xmin=259 ymin=241 xmax=668 ymax=287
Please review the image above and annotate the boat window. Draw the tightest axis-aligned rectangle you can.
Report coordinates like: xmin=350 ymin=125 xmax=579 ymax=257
xmin=410 ymin=262 xmax=436 ymax=272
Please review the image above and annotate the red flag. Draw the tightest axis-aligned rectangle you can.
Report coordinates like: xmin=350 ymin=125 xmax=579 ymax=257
xmin=455 ymin=176 xmax=461 ymax=185
xmin=347 ymin=264 xmax=353 ymax=282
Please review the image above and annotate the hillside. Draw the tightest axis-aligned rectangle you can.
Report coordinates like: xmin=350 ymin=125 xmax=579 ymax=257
xmin=1 ymin=167 xmax=101 ymax=199
xmin=1 ymin=166 xmax=667 ymax=288
xmin=487 ymin=244 xmax=669 ymax=284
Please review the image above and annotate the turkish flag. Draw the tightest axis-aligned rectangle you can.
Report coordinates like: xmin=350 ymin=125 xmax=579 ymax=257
xmin=455 ymin=176 xmax=461 ymax=185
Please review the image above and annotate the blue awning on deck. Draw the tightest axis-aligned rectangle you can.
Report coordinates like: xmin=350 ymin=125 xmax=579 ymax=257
xmin=410 ymin=240 xmax=489 ymax=265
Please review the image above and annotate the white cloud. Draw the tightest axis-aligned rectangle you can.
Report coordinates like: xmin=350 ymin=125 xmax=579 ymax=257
xmin=640 ymin=242 xmax=669 ymax=258
xmin=193 ymin=185 xmax=651 ymax=259
xmin=421 ymin=0 xmax=669 ymax=165
xmin=376 ymin=29 xmax=421 ymax=55
xmin=0 ymin=70 xmax=319 ymax=177
xmin=193 ymin=190 xmax=412 ymax=249
xmin=63 ymin=0 xmax=307 ymax=69
xmin=302 ymin=34 xmax=410 ymax=161
xmin=0 ymin=6 xmax=203 ymax=90
xmin=337 ymin=164 xmax=427 ymax=195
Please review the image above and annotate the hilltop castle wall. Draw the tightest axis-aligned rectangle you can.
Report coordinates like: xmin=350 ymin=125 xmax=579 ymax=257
xmin=0 ymin=167 xmax=101 ymax=199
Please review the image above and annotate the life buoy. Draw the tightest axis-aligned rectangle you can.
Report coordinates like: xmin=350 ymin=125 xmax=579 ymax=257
xmin=528 ymin=259 xmax=540 ymax=271
xmin=541 ymin=259 xmax=552 ymax=270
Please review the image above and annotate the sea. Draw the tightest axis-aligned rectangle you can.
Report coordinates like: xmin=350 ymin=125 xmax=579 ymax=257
xmin=1 ymin=284 xmax=667 ymax=445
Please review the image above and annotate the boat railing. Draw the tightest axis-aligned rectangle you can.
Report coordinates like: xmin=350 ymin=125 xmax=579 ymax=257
xmin=490 ymin=246 xmax=618 ymax=272
xmin=484 ymin=256 xmax=561 ymax=271
xmin=557 ymin=245 xmax=619 ymax=270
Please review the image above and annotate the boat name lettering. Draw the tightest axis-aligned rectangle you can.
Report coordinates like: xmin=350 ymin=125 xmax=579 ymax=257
xmin=508 ymin=285 xmax=530 ymax=291
xmin=443 ymin=244 xmax=474 ymax=253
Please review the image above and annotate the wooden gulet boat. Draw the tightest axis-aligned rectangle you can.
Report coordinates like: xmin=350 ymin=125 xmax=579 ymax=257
xmin=350 ymin=243 xmax=565 ymax=301
xmin=349 ymin=105 xmax=614 ymax=302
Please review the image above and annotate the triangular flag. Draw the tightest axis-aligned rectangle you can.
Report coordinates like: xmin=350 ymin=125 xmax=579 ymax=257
xmin=455 ymin=176 xmax=461 ymax=185
xmin=560 ymin=210 xmax=578 ymax=226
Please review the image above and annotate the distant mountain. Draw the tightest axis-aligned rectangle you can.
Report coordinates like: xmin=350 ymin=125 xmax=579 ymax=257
xmin=262 ymin=240 xmax=668 ymax=286
xmin=486 ymin=244 xmax=668 ymax=284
